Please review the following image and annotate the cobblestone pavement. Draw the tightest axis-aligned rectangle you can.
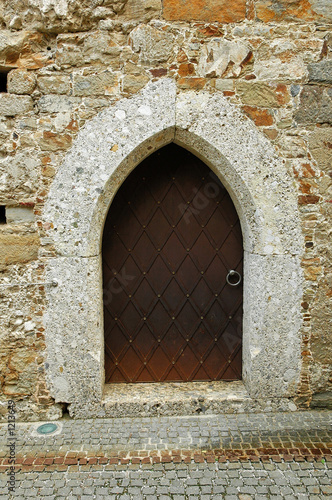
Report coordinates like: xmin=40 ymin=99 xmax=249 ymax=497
xmin=0 ymin=410 xmax=331 ymax=498
xmin=1 ymin=460 xmax=332 ymax=499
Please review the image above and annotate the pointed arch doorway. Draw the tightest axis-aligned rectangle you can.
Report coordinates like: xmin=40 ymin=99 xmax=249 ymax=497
xmin=102 ymin=144 xmax=243 ymax=384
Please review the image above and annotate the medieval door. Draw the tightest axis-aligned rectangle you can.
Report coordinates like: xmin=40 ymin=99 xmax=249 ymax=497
xmin=102 ymin=144 xmax=243 ymax=383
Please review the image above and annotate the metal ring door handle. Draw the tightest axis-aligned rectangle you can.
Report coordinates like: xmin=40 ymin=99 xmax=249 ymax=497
xmin=226 ymin=270 xmax=242 ymax=287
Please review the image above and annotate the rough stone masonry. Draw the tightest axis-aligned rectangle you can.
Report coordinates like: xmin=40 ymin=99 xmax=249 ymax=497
xmin=0 ymin=0 xmax=331 ymax=421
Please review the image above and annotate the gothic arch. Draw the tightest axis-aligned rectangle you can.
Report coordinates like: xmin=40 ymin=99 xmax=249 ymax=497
xmin=43 ymin=79 xmax=303 ymax=417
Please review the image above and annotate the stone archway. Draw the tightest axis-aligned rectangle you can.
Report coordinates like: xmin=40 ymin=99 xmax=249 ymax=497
xmin=43 ymin=79 xmax=303 ymax=418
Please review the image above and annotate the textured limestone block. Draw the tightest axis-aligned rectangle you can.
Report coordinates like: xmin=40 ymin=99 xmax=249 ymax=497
xmin=7 ymin=69 xmax=36 ymax=95
xmin=0 ymin=94 xmax=33 ymax=116
xmin=237 ymin=82 xmax=290 ymax=107
xmin=242 ymin=106 xmax=274 ymax=126
xmin=163 ymin=0 xmax=246 ymax=22
xmin=37 ymin=95 xmax=81 ymax=113
xmin=39 ymin=131 xmax=72 ymax=152
xmin=0 ymin=30 xmax=49 ymax=69
xmin=0 ymin=152 xmax=39 ymax=198
xmin=243 ymin=252 xmax=302 ymax=398
xmin=198 ymin=39 xmax=251 ymax=78
xmin=255 ymin=0 xmax=331 ymax=22
xmin=295 ymin=86 xmax=332 ymax=125
xmin=308 ymin=60 xmax=332 ymax=84
xmin=308 ymin=127 xmax=332 ymax=172
xmin=123 ymin=0 xmax=162 ymax=21
xmin=45 ymin=255 xmax=104 ymax=404
xmin=0 ymin=233 xmax=39 ymax=265
xmin=123 ymin=73 xmax=150 ymax=94
xmin=38 ymin=74 xmax=71 ymax=95
xmin=56 ymin=32 xmax=122 ymax=69
xmin=72 ymin=71 xmax=118 ymax=97
xmin=129 ymin=25 xmax=175 ymax=64
xmin=6 ymin=207 xmax=35 ymax=224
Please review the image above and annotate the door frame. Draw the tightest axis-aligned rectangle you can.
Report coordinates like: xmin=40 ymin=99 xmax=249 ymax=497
xmin=43 ymin=79 xmax=303 ymax=417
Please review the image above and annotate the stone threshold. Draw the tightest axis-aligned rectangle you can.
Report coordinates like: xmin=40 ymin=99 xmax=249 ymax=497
xmin=101 ymin=381 xmax=297 ymax=417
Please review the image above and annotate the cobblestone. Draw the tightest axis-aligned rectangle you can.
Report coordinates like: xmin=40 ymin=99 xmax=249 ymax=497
xmin=0 ymin=410 xmax=330 ymax=498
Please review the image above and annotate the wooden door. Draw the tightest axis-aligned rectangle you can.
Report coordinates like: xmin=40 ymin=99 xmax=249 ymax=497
xmin=103 ymin=144 xmax=243 ymax=383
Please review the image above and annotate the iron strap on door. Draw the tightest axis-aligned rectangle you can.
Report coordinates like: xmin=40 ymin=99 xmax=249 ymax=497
xmin=102 ymin=144 xmax=243 ymax=383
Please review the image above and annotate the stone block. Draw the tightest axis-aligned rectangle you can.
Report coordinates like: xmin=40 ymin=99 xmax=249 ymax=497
xmin=0 ymin=30 xmax=49 ymax=69
xmin=236 ymin=82 xmax=290 ymax=107
xmin=122 ymin=73 xmax=150 ymax=94
xmin=255 ymin=0 xmax=331 ymax=22
xmin=0 ymin=94 xmax=33 ymax=116
xmin=163 ymin=0 xmax=246 ymax=23
xmin=37 ymin=95 xmax=81 ymax=113
xmin=242 ymin=106 xmax=274 ymax=126
xmin=310 ymin=392 xmax=332 ymax=409
xmin=0 ymin=233 xmax=39 ymax=264
xmin=38 ymin=75 xmax=71 ymax=95
xmin=7 ymin=69 xmax=36 ymax=95
xmin=39 ymin=131 xmax=72 ymax=152
xmin=6 ymin=206 xmax=35 ymax=224
xmin=123 ymin=0 xmax=162 ymax=21
xmin=308 ymin=127 xmax=332 ymax=172
xmin=308 ymin=60 xmax=332 ymax=84
xmin=129 ymin=25 xmax=175 ymax=64
xmin=198 ymin=40 xmax=251 ymax=78
xmin=0 ymin=152 xmax=39 ymax=198
xmin=295 ymin=86 xmax=332 ymax=125
xmin=72 ymin=71 xmax=118 ymax=97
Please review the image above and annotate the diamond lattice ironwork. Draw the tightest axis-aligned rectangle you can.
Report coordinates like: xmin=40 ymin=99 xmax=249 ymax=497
xmin=103 ymin=144 xmax=243 ymax=383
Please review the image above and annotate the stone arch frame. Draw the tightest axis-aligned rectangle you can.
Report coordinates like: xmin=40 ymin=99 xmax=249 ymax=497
xmin=43 ymin=79 xmax=303 ymax=417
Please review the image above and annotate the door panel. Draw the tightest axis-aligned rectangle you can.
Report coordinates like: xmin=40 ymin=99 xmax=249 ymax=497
xmin=103 ymin=144 xmax=243 ymax=383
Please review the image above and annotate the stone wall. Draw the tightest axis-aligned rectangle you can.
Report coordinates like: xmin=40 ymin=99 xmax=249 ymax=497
xmin=0 ymin=0 xmax=331 ymax=420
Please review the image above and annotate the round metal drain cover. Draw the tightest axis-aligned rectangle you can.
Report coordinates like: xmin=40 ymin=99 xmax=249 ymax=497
xmin=36 ymin=423 xmax=58 ymax=435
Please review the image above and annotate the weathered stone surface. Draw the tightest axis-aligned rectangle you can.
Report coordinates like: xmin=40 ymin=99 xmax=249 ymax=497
xmin=255 ymin=0 xmax=331 ymax=22
xmin=72 ymin=70 xmax=118 ymax=97
xmin=37 ymin=95 xmax=81 ymax=113
xmin=198 ymin=39 xmax=251 ymax=78
xmin=237 ymin=81 xmax=290 ymax=107
xmin=55 ymin=31 xmax=122 ymax=69
xmin=7 ymin=69 xmax=36 ymax=95
xmin=0 ymin=152 xmax=39 ymax=199
xmin=122 ymin=0 xmax=162 ymax=21
xmin=0 ymin=94 xmax=33 ymax=116
xmin=308 ymin=59 xmax=332 ymax=84
xmin=295 ymin=86 xmax=332 ymax=125
xmin=38 ymin=131 xmax=72 ymax=151
xmin=129 ymin=25 xmax=175 ymax=64
xmin=1 ymin=0 xmax=162 ymax=32
xmin=0 ymin=30 xmax=51 ymax=69
xmin=37 ymin=74 xmax=71 ymax=95
xmin=0 ymin=233 xmax=39 ymax=265
xmin=311 ymin=391 xmax=332 ymax=409
xmin=243 ymin=252 xmax=302 ymax=398
xmin=242 ymin=105 xmax=274 ymax=126
xmin=163 ymin=0 xmax=246 ymax=23
xmin=308 ymin=126 xmax=332 ymax=172
xmin=253 ymin=40 xmax=307 ymax=81
xmin=5 ymin=206 xmax=35 ymax=224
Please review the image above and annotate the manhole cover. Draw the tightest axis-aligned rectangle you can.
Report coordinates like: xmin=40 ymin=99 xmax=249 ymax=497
xmin=36 ymin=423 xmax=58 ymax=435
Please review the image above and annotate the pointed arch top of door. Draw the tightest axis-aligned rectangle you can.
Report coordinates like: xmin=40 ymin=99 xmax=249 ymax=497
xmin=43 ymin=79 xmax=303 ymax=413
xmin=43 ymin=78 xmax=301 ymax=259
